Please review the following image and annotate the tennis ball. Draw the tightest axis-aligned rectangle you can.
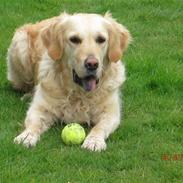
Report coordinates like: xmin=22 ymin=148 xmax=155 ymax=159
xmin=61 ymin=123 xmax=86 ymax=145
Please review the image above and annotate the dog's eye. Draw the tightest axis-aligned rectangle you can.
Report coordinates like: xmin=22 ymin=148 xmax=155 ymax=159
xmin=96 ymin=36 xmax=106 ymax=44
xmin=69 ymin=36 xmax=82 ymax=44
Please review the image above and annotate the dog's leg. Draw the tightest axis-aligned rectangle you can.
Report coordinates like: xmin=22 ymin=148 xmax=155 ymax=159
xmin=14 ymin=101 xmax=56 ymax=148
xmin=82 ymin=93 xmax=121 ymax=152
xmin=7 ymin=30 xmax=34 ymax=93
xmin=20 ymin=91 xmax=34 ymax=101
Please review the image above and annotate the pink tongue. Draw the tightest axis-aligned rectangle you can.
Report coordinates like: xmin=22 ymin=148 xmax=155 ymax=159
xmin=84 ymin=78 xmax=97 ymax=91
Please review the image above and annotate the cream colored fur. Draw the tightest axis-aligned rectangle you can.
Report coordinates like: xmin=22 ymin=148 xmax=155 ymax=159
xmin=7 ymin=13 xmax=131 ymax=151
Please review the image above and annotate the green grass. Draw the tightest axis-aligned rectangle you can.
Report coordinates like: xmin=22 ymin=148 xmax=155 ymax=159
xmin=0 ymin=0 xmax=183 ymax=182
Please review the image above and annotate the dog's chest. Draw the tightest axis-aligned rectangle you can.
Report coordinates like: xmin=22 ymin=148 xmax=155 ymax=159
xmin=56 ymin=92 xmax=92 ymax=124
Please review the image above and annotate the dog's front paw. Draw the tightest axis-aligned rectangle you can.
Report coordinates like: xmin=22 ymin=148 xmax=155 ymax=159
xmin=82 ymin=135 xmax=106 ymax=152
xmin=14 ymin=130 xmax=39 ymax=148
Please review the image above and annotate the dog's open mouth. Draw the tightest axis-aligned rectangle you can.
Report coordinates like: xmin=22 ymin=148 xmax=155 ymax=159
xmin=73 ymin=70 xmax=99 ymax=92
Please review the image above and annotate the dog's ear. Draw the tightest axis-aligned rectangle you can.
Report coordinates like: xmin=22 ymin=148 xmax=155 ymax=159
xmin=41 ymin=21 xmax=63 ymax=61
xmin=105 ymin=13 xmax=131 ymax=62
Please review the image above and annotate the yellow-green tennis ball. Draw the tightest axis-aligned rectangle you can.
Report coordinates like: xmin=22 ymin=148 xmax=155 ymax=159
xmin=61 ymin=123 xmax=86 ymax=145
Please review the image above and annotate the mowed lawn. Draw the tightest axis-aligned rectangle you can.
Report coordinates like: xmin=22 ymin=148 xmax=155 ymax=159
xmin=0 ymin=0 xmax=183 ymax=182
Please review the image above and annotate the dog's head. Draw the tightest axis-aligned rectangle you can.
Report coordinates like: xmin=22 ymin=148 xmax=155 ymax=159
xmin=41 ymin=13 xmax=131 ymax=92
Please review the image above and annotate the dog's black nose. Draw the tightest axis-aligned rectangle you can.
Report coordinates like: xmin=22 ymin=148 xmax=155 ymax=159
xmin=84 ymin=56 xmax=98 ymax=71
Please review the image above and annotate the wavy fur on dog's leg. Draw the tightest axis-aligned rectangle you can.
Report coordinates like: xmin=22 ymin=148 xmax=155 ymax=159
xmin=14 ymin=94 xmax=57 ymax=147
xmin=82 ymin=91 xmax=121 ymax=152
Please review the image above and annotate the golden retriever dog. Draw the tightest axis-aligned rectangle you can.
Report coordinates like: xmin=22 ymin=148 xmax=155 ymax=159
xmin=7 ymin=13 xmax=131 ymax=151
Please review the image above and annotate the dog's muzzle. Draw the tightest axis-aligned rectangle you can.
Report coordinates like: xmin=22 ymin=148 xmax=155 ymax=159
xmin=73 ymin=69 xmax=99 ymax=92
